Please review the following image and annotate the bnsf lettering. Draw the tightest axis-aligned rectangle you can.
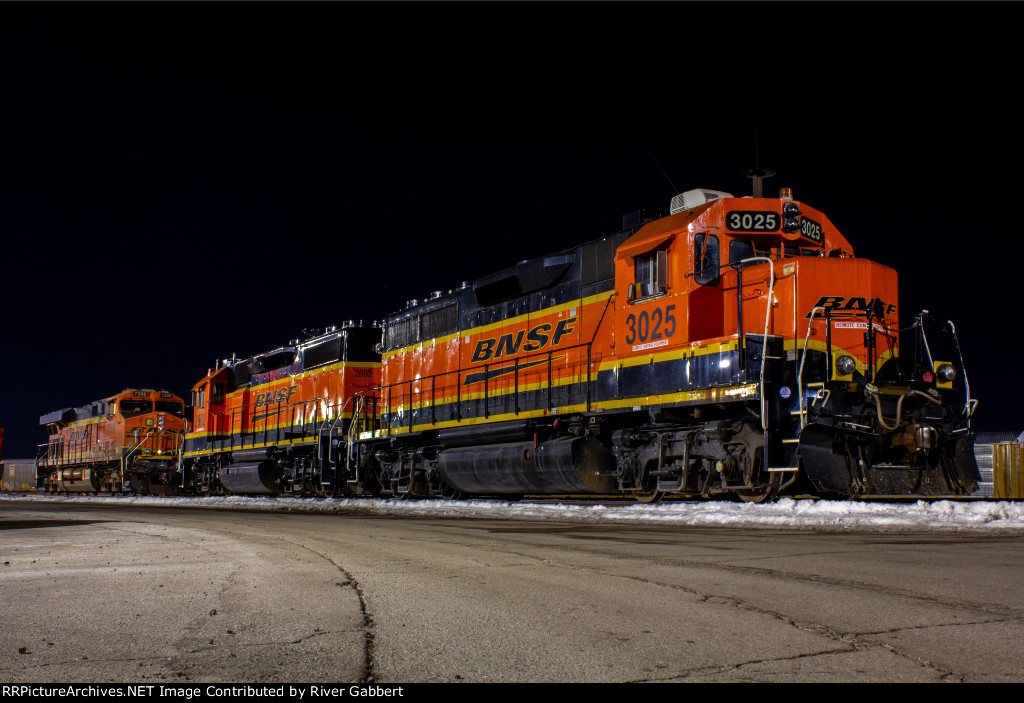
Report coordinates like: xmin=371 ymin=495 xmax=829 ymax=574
xmin=495 ymin=330 xmax=525 ymax=358
xmin=68 ymin=428 xmax=90 ymax=442
xmin=807 ymin=296 xmax=897 ymax=318
xmin=471 ymin=339 xmax=495 ymax=363
xmin=255 ymin=386 xmax=298 ymax=407
xmin=471 ymin=317 xmax=576 ymax=364
xmin=524 ymin=324 xmax=551 ymax=351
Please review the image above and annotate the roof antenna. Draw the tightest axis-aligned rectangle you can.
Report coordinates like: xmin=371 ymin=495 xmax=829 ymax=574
xmin=742 ymin=126 xmax=775 ymax=197
xmin=650 ymin=153 xmax=678 ymax=194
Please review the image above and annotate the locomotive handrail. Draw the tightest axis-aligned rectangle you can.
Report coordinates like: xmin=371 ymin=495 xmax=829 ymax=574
xmin=179 ymin=427 xmax=186 ymax=489
xmin=345 ymin=392 xmax=373 ymax=483
xmin=693 ymin=254 xmax=777 ymax=428
xmin=946 ymin=319 xmax=976 ymax=426
xmin=797 ymin=306 xmax=828 ymax=430
xmin=368 ymin=293 xmax=619 ymax=434
xmin=586 ymin=293 xmax=615 ymax=412
xmin=317 ymin=395 xmax=356 ymax=482
xmin=121 ymin=427 xmax=157 ymax=490
xmin=733 ymin=256 xmax=776 ymax=431
xmin=206 ymin=393 xmax=364 ymax=454
xmin=725 ymin=255 xmax=780 ymax=479
xmin=915 ymin=311 xmax=935 ymax=371
xmin=372 ymin=337 xmax=597 ymax=434
xmin=910 ymin=312 xmax=977 ymax=425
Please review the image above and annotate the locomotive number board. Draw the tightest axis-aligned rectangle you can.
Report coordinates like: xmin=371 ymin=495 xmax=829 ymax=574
xmin=798 ymin=216 xmax=823 ymax=242
xmin=725 ymin=211 xmax=780 ymax=232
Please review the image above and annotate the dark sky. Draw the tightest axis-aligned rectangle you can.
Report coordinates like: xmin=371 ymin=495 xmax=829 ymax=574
xmin=1 ymin=5 xmax=1020 ymax=458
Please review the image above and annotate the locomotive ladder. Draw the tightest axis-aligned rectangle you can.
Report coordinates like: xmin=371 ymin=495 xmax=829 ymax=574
xmin=121 ymin=428 xmax=152 ymax=489
xmin=344 ymin=391 xmax=379 ymax=489
xmin=761 ymin=304 xmax=831 ymax=477
xmin=735 ymin=257 xmax=800 ymax=483
xmin=120 ymin=427 xmax=167 ymax=490
xmin=317 ymin=396 xmax=364 ymax=488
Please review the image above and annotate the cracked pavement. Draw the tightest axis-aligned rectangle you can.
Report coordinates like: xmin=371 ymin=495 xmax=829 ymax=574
xmin=2 ymin=502 xmax=1022 ymax=683
xmin=0 ymin=511 xmax=365 ymax=683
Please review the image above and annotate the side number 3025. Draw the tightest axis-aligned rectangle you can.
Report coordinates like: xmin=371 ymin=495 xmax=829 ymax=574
xmin=625 ymin=304 xmax=676 ymax=345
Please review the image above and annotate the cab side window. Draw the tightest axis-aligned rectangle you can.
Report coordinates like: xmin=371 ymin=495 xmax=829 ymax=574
xmin=634 ymin=249 xmax=667 ymax=299
xmin=694 ymin=233 xmax=720 ymax=286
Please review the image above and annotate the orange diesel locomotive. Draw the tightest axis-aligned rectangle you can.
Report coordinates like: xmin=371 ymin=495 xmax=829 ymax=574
xmin=345 ymin=182 xmax=979 ymax=501
xmin=181 ymin=322 xmax=381 ymax=496
xmin=37 ymin=389 xmax=187 ymax=494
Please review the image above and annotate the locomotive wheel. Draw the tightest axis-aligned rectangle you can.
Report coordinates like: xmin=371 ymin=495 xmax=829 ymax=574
xmin=630 ymin=488 xmax=664 ymax=504
xmin=734 ymin=472 xmax=781 ymax=504
xmin=734 ymin=487 xmax=776 ymax=504
xmin=439 ymin=482 xmax=464 ymax=501
xmin=733 ymin=451 xmax=780 ymax=503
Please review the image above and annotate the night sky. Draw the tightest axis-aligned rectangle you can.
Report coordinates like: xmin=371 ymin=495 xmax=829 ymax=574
xmin=1 ymin=5 xmax=1021 ymax=458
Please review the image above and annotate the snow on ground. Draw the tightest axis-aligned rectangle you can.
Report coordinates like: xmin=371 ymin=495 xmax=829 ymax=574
xmin=3 ymin=492 xmax=1024 ymax=534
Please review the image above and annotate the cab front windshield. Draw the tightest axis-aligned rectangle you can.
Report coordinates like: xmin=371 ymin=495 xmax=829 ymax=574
xmin=120 ymin=400 xmax=153 ymax=418
xmin=155 ymin=401 xmax=185 ymax=417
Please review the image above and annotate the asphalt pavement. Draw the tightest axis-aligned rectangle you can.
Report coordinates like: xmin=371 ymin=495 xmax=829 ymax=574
xmin=2 ymin=499 xmax=1023 ymax=684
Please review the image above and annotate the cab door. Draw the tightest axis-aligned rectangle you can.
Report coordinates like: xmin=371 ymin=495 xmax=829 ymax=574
xmin=690 ymin=231 xmax=724 ymax=340
xmin=191 ymin=383 xmax=208 ymax=433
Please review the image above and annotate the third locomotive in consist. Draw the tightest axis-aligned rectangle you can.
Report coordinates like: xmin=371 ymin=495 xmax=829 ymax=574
xmin=37 ymin=389 xmax=188 ymax=494
xmin=32 ymin=178 xmax=982 ymax=501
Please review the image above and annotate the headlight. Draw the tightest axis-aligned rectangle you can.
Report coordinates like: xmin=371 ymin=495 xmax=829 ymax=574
xmin=936 ymin=363 xmax=956 ymax=383
xmin=836 ymin=355 xmax=857 ymax=375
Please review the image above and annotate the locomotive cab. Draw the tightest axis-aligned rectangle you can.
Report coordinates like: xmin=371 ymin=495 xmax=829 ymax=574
xmin=614 ymin=191 xmax=836 ymax=354
xmin=191 ymin=367 xmax=230 ymax=436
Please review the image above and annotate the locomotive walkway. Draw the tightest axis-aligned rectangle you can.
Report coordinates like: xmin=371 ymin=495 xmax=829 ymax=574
xmin=2 ymin=499 xmax=1023 ymax=683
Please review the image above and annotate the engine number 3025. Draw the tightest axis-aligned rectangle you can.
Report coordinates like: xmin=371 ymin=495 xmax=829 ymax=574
xmin=624 ymin=304 xmax=676 ymax=345
xmin=726 ymin=210 xmax=779 ymax=232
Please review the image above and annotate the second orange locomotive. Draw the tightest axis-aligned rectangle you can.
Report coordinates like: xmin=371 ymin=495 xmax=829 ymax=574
xmin=181 ymin=322 xmax=381 ymax=496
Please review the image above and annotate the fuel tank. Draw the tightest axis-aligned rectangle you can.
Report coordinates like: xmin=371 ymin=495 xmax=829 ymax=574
xmin=58 ymin=467 xmax=101 ymax=493
xmin=219 ymin=462 xmax=283 ymax=495
xmin=437 ymin=435 xmax=618 ymax=495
